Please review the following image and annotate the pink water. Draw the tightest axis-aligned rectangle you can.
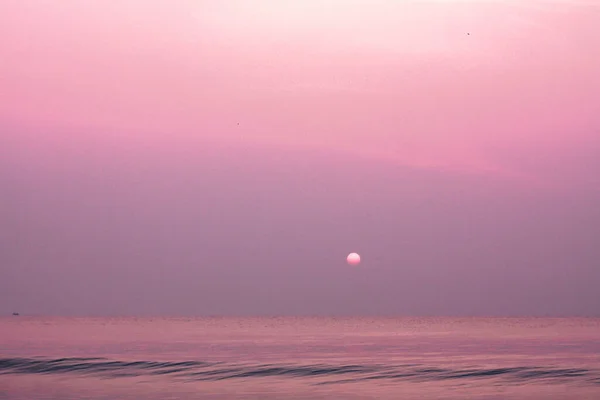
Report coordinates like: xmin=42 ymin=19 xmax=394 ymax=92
xmin=1 ymin=317 xmax=600 ymax=399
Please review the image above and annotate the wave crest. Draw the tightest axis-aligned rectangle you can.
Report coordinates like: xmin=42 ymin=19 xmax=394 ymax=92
xmin=1 ymin=357 xmax=598 ymax=385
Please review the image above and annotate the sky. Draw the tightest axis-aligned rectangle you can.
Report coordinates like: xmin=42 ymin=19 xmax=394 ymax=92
xmin=1 ymin=0 xmax=599 ymax=316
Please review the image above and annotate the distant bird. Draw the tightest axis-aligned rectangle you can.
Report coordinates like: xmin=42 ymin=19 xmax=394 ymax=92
xmin=12 ymin=312 xmax=19 ymax=316
xmin=467 ymin=32 xmax=470 ymax=35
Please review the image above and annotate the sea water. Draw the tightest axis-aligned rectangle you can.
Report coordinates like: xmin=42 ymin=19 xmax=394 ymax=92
xmin=1 ymin=317 xmax=600 ymax=399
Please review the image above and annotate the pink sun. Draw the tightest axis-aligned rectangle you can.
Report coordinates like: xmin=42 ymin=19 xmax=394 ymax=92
xmin=346 ymin=253 xmax=361 ymax=266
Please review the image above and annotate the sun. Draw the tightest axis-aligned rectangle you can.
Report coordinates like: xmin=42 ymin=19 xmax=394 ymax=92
xmin=347 ymin=252 xmax=361 ymax=266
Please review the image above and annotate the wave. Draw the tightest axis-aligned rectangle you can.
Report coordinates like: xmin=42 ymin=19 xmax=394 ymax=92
xmin=1 ymin=357 xmax=599 ymax=386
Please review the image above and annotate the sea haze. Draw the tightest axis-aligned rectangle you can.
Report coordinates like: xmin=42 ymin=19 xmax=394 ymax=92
xmin=1 ymin=317 xmax=600 ymax=399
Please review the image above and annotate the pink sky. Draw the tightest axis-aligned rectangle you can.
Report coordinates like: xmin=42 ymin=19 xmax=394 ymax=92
xmin=2 ymin=0 xmax=599 ymax=178
xmin=1 ymin=0 xmax=599 ymax=316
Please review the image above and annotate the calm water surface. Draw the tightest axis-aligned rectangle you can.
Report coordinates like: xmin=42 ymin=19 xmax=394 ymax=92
xmin=1 ymin=317 xmax=600 ymax=399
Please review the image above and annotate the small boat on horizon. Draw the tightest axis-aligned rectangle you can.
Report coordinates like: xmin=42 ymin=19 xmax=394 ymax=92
xmin=12 ymin=312 xmax=19 ymax=316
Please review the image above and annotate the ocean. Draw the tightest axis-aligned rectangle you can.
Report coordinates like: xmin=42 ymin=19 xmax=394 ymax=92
xmin=1 ymin=317 xmax=599 ymax=399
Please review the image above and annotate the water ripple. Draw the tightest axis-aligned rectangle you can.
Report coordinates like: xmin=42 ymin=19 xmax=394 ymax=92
xmin=1 ymin=357 xmax=598 ymax=386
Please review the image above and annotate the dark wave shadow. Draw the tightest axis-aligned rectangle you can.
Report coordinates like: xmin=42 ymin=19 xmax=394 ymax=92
xmin=1 ymin=357 xmax=598 ymax=386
